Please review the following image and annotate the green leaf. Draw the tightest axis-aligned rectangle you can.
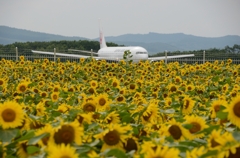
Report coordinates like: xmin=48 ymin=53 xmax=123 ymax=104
xmin=0 ymin=129 xmax=19 ymax=143
xmin=199 ymin=150 xmax=218 ymax=158
xmin=182 ymin=124 xmax=193 ymax=130
xmin=17 ymin=130 xmax=35 ymax=142
xmin=105 ymin=148 xmax=128 ymax=158
xmin=216 ymin=111 xmax=228 ymax=120
xmin=232 ymin=131 xmax=240 ymax=141
xmin=28 ymin=133 xmax=50 ymax=145
xmin=27 ymin=145 xmax=40 ymax=154
xmin=161 ymin=108 xmax=175 ymax=114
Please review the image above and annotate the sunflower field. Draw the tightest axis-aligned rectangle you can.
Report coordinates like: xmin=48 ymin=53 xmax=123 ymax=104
xmin=0 ymin=56 xmax=240 ymax=158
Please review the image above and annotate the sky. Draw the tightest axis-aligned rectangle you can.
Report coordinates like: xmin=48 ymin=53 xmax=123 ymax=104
xmin=0 ymin=0 xmax=240 ymax=39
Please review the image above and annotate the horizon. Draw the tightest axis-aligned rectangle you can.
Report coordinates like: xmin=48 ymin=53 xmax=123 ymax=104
xmin=0 ymin=0 xmax=240 ymax=39
xmin=1 ymin=25 xmax=240 ymax=40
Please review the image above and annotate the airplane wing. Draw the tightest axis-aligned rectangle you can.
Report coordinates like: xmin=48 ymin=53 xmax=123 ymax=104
xmin=31 ymin=50 xmax=91 ymax=58
xmin=31 ymin=50 xmax=122 ymax=61
xmin=68 ymin=49 xmax=98 ymax=55
xmin=148 ymin=54 xmax=194 ymax=61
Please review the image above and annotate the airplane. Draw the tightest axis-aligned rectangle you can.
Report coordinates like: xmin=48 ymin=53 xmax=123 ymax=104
xmin=31 ymin=26 xmax=194 ymax=62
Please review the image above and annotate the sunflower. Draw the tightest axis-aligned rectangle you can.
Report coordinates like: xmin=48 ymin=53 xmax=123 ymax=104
xmin=104 ymin=111 xmax=120 ymax=124
xmin=225 ymin=96 xmax=240 ymax=128
xmin=19 ymin=55 xmax=25 ymax=61
xmin=0 ymin=101 xmax=25 ymax=129
xmin=174 ymin=76 xmax=182 ymax=84
xmin=185 ymin=84 xmax=195 ymax=92
xmin=0 ymin=78 xmax=6 ymax=86
xmin=110 ymin=77 xmax=121 ymax=89
xmin=95 ymin=93 xmax=111 ymax=111
xmin=186 ymin=146 xmax=206 ymax=158
xmin=184 ymin=115 xmax=208 ymax=139
xmin=210 ymin=99 xmax=227 ymax=119
xmin=166 ymin=119 xmax=189 ymax=141
xmin=36 ymin=102 xmax=46 ymax=116
xmin=17 ymin=141 xmax=40 ymax=158
xmin=141 ymin=101 xmax=160 ymax=124
xmin=115 ymin=95 xmax=126 ymax=103
xmin=144 ymin=145 xmax=180 ymax=158
xmin=47 ymin=144 xmax=79 ymax=158
xmin=168 ymin=83 xmax=178 ymax=93
xmin=35 ymin=124 xmax=53 ymax=147
xmin=40 ymin=91 xmax=48 ymax=98
xmin=94 ymin=123 xmax=132 ymax=152
xmin=57 ymin=103 xmax=70 ymax=113
xmin=182 ymin=95 xmax=195 ymax=115
xmin=82 ymin=100 xmax=97 ymax=113
xmin=207 ymin=129 xmax=225 ymax=150
xmin=50 ymin=120 xmax=83 ymax=145
xmin=51 ymin=92 xmax=59 ymax=102
xmin=52 ymin=84 xmax=61 ymax=92
xmin=75 ymin=113 xmax=92 ymax=125
xmin=89 ymin=80 xmax=98 ymax=89
xmin=128 ymin=83 xmax=138 ymax=93
xmin=16 ymin=81 xmax=29 ymax=93
xmin=123 ymin=136 xmax=139 ymax=153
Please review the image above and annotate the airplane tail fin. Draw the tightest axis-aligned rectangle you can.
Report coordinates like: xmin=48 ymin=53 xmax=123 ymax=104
xmin=99 ymin=20 xmax=107 ymax=48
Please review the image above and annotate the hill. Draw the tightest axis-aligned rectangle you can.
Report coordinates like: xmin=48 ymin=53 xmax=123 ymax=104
xmin=0 ymin=26 xmax=88 ymax=45
xmin=102 ymin=32 xmax=240 ymax=53
xmin=1 ymin=26 xmax=240 ymax=54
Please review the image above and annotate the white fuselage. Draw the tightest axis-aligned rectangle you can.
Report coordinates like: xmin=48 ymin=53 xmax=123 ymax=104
xmin=98 ymin=46 xmax=148 ymax=62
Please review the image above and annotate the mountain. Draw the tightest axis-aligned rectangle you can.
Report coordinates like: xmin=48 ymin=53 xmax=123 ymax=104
xmin=102 ymin=32 xmax=240 ymax=53
xmin=1 ymin=26 xmax=240 ymax=55
xmin=0 ymin=26 xmax=88 ymax=45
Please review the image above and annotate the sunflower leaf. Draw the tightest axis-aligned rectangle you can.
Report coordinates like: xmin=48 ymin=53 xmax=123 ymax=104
xmin=216 ymin=111 xmax=228 ymax=120
xmin=105 ymin=148 xmax=128 ymax=158
xmin=232 ymin=131 xmax=240 ymax=141
xmin=182 ymin=123 xmax=193 ymax=129
xmin=16 ymin=130 xmax=35 ymax=142
xmin=27 ymin=133 xmax=50 ymax=145
xmin=0 ymin=129 xmax=19 ymax=143
xmin=199 ymin=150 xmax=218 ymax=158
xmin=27 ymin=145 xmax=40 ymax=154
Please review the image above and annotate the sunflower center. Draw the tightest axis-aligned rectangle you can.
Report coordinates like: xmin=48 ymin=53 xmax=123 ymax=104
xmin=130 ymin=84 xmax=135 ymax=90
xmin=170 ymin=86 xmax=177 ymax=92
xmin=214 ymin=105 xmax=220 ymax=112
xmin=99 ymin=98 xmax=106 ymax=106
xmin=184 ymin=100 xmax=190 ymax=109
xmin=233 ymin=101 xmax=240 ymax=118
xmin=53 ymin=94 xmax=58 ymax=100
xmin=2 ymin=108 xmax=16 ymax=122
xmin=168 ymin=125 xmax=182 ymax=140
xmin=41 ymin=93 xmax=47 ymax=97
xmin=228 ymin=146 xmax=240 ymax=158
xmin=211 ymin=138 xmax=220 ymax=148
xmin=77 ymin=115 xmax=84 ymax=124
xmin=60 ymin=156 xmax=71 ymax=158
xmin=123 ymin=138 xmax=138 ymax=152
xmin=88 ymin=88 xmax=95 ymax=94
xmin=143 ymin=112 xmax=152 ymax=121
xmin=103 ymin=130 xmax=120 ymax=146
xmin=112 ymin=82 xmax=118 ymax=87
xmin=20 ymin=85 xmax=26 ymax=92
xmin=42 ymin=136 xmax=50 ymax=146
xmin=83 ymin=103 xmax=96 ymax=112
xmin=189 ymin=122 xmax=201 ymax=133
xmin=0 ymin=80 xmax=3 ymax=85
xmin=117 ymin=96 xmax=124 ymax=102
xmin=54 ymin=125 xmax=75 ymax=145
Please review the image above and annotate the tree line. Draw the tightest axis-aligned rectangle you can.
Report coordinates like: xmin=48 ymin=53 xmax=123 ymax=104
xmin=0 ymin=40 xmax=239 ymax=59
xmin=150 ymin=44 xmax=240 ymax=59
xmin=0 ymin=40 xmax=120 ymax=54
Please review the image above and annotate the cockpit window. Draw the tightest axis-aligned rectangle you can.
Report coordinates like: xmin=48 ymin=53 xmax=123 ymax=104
xmin=136 ymin=52 xmax=147 ymax=54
